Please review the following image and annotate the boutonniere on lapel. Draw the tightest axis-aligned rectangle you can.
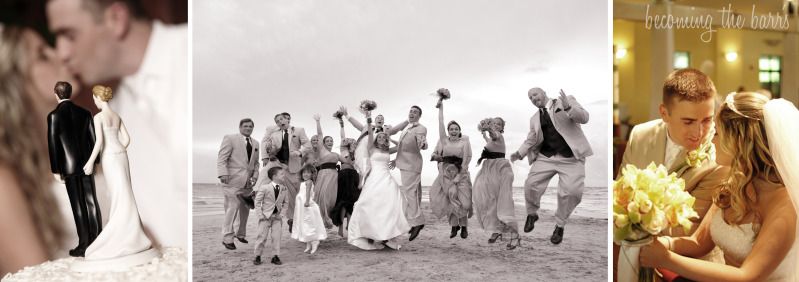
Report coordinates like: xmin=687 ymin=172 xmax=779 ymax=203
xmin=685 ymin=127 xmax=715 ymax=168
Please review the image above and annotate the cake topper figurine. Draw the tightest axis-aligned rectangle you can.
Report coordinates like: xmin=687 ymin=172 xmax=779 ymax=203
xmin=74 ymin=85 xmax=159 ymax=271
xmin=47 ymin=81 xmax=103 ymax=258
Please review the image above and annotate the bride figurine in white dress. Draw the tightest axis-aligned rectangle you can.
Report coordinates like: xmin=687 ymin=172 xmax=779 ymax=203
xmin=347 ymin=108 xmax=411 ymax=250
xmin=639 ymin=92 xmax=799 ymax=281
xmin=80 ymin=85 xmax=156 ymax=267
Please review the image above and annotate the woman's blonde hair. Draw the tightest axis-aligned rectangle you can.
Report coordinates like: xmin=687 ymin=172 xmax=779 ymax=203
xmin=92 ymin=85 xmax=113 ymax=101
xmin=713 ymin=92 xmax=782 ymax=231
xmin=0 ymin=26 xmax=65 ymax=257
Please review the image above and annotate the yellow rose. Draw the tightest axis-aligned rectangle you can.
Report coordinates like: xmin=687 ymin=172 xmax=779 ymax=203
xmin=614 ymin=214 xmax=630 ymax=228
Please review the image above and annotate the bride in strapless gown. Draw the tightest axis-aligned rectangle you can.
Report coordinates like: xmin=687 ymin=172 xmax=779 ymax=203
xmin=82 ymin=86 xmax=152 ymax=260
xmin=709 ymin=206 xmax=797 ymax=281
xmin=347 ymin=113 xmax=410 ymax=250
xmin=638 ymin=94 xmax=799 ymax=281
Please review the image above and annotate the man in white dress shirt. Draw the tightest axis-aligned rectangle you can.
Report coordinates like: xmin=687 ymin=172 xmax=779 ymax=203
xmin=46 ymin=0 xmax=188 ymax=248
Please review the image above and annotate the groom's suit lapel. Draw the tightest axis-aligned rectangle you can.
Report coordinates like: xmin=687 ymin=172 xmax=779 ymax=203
xmin=272 ymin=129 xmax=284 ymax=149
xmin=669 ymin=149 xmax=689 ymax=175
xmin=400 ymin=124 xmax=414 ymax=141
xmin=652 ymin=121 xmax=668 ymax=167
xmin=233 ymin=135 xmax=246 ymax=163
xmin=398 ymin=123 xmax=418 ymax=155
xmin=289 ymin=126 xmax=299 ymax=150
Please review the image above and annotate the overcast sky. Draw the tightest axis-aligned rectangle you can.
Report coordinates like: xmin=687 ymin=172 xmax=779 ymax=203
xmin=193 ymin=0 xmax=610 ymax=187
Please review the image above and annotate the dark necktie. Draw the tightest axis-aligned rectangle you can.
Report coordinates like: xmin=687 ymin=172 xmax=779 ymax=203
xmin=278 ymin=130 xmax=290 ymax=163
xmin=539 ymin=107 xmax=551 ymax=127
xmin=273 ymin=184 xmax=280 ymax=213
xmin=246 ymin=137 xmax=252 ymax=161
xmin=539 ymin=107 xmax=553 ymax=157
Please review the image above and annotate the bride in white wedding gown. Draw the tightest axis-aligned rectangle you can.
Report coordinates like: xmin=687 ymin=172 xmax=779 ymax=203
xmin=347 ymin=110 xmax=411 ymax=250
xmin=639 ymin=92 xmax=799 ymax=281
xmin=82 ymin=86 xmax=152 ymax=260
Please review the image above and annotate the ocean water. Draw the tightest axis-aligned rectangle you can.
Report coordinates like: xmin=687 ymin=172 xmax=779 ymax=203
xmin=193 ymin=183 xmax=607 ymax=219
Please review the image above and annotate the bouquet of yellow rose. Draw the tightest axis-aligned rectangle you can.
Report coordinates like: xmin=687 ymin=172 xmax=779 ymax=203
xmin=614 ymin=162 xmax=698 ymax=282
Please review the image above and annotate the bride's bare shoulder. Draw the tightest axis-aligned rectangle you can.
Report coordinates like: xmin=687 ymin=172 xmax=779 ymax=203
xmin=760 ymin=185 xmax=796 ymax=221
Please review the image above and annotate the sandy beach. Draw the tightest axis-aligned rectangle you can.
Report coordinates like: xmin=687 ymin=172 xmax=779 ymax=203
xmin=193 ymin=183 xmax=607 ymax=281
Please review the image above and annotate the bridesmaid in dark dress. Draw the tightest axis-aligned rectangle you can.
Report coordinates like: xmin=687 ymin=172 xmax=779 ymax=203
xmin=330 ymin=112 xmax=361 ymax=237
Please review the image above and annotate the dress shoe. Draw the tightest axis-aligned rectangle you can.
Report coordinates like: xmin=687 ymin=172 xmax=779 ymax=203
xmin=236 ymin=236 xmax=248 ymax=244
xmin=551 ymin=226 xmax=564 ymax=244
xmin=408 ymin=224 xmax=424 ymax=241
xmin=460 ymin=226 xmax=468 ymax=239
xmin=450 ymin=226 xmax=459 ymax=238
xmin=253 ymin=256 xmax=262 ymax=265
xmin=223 ymin=242 xmax=236 ymax=250
xmin=271 ymin=255 xmax=282 ymax=265
xmin=288 ymin=219 xmax=294 ymax=234
xmin=68 ymin=247 xmax=86 ymax=257
xmin=524 ymin=214 xmax=539 ymax=233
xmin=488 ymin=233 xmax=502 ymax=243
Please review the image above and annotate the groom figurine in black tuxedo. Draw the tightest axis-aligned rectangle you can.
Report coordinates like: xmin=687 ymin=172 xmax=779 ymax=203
xmin=47 ymin=81 xmax=102 ymax=257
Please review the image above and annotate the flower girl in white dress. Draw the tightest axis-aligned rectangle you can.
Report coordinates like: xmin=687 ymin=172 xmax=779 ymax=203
xmin=291 ymin=165 xmax=328 ymax=254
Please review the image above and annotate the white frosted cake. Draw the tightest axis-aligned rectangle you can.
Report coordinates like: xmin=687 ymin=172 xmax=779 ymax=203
xmin=2 ymin=247 xmax=187 ymax=281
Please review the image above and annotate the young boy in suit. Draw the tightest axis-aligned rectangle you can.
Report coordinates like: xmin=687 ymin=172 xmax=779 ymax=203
xmin=253 ymin=166 xmax=289 ymax=265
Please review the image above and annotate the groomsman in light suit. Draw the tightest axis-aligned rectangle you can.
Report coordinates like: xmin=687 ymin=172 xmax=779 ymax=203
xmin=260 ymin=112 xmax=311 ymax=233
xmin=218 ymin=118 xmax=260 ymax=250
xmin=387 ymin=106 xmax=429 ymax=241
xmin=510 ymin=88 xmax=592 ymax=245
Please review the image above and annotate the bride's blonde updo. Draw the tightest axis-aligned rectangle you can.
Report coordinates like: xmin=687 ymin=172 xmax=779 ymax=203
xmin=713 ymin=92 xmax=782 ymax=231
xmin=92 ymin=85 xmax=113 ymax=101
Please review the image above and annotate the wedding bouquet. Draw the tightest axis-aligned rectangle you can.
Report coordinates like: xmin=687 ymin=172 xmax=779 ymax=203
xmin=333 ymin=110 xmax=346 ymax=121
xmin=477 ymin=118 xmax=493 ymax=132
xmin=360 ymin=100 xmax=377 ymax=112
xmin=437 ymin=88 xmax=451 ymax=100
xmin=614 ymin=162 xmax=698 ymax=282
xmin=340 ymin=138 xmax=356 ymax=151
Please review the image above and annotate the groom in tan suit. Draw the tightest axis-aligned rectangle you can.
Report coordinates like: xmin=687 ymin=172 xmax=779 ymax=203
xmin=387 ymin=105 xmax=428 ymax=241
xmin=511 ymin=88 xmax=592 ymax=245
xmin=612 ymin=68 xmax=728 ymax=280
xmin=218 ymin=118 xmax=260 ymax=250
